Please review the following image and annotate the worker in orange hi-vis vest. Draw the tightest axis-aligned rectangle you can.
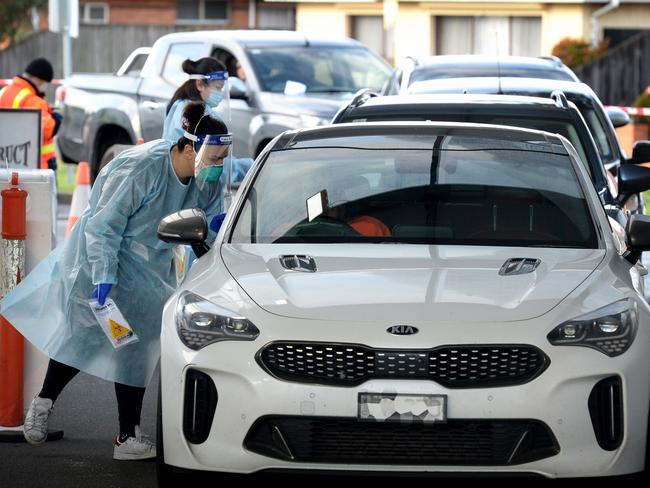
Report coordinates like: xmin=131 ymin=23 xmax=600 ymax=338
xmin=0 ymin=58 xmax=62 ymax=170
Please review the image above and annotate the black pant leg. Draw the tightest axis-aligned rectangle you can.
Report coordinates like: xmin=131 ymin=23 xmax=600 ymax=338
xmin=38 ymin=358 xmax=80 ymax=403
xmin=114 ymin=382 xmax=146 ymax=439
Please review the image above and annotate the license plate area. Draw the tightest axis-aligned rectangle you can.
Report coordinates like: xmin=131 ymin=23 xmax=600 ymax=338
xmin=358 ymin=393 xmax=447 ymax=424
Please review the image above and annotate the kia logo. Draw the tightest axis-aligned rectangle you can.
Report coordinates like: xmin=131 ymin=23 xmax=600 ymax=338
xmin=387 ymin=325 xmax=419 ymax=335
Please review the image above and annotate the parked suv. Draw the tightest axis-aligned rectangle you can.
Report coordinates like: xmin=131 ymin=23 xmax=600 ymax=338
xmin=383 ymin=55 xmax=579 ymax=96
xmin=57 ymin=30 xmax=391 ymax=179
xmin=333 ymin=92 xmax=650 ymax=229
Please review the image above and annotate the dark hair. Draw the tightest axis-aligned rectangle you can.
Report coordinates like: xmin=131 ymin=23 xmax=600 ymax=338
xmin=176 ymin=101 xmax=228 ymax=150
xmin=166 ymin=57 xmax=226 ymax=114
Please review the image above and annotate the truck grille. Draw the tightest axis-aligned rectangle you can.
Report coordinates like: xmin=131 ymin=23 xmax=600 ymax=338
xmin=257 ymin=342 xmax=549 ymax=388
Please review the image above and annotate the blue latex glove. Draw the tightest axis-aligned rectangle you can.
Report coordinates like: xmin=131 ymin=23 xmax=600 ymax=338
xmin=209 ymin=213 xmax=226 ymax=233
xmin=91 ymin=283 xmax=113 ymax=306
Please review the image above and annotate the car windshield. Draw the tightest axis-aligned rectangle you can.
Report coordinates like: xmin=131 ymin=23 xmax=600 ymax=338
xmin=247 ymin=46 xmax=391 ymax=94
xmin=579 ymin=106 xmax=616 ymax=164
xmin=345 ymin=112 xmax=591 ymax=177
xmin=409 ymin=65 xmax=574 ymax=84
xmin=230 ymin=134 xmax=597 ymax=248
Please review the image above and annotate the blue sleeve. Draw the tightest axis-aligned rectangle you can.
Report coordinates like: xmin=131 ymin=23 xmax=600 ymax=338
xmin=84 ymin=163 xmax=152 ymax=284
xmin=231 ymin=157 xmax=253 ymax=183
xmin=163 ymin=100 xmax=186 ymax=143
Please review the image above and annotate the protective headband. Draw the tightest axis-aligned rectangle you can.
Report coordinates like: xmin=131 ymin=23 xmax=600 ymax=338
xmin=183 ymin=132 xmax=233 ymax=146
xmin=188 ymin=71 xmax=228 ymax=82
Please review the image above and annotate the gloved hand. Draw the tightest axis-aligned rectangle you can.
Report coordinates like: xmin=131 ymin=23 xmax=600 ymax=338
xmin=91 ymin=283 xmax=113 ymax=306
xmin=209 ymin=213 xmax=226 ymax=233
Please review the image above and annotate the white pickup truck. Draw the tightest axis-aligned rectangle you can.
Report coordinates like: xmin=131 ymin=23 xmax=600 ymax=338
xmin=56 ymin=30 xmax=391 ymax=179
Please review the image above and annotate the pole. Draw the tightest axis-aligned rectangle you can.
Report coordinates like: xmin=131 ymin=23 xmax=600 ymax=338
xmin=0 ymin=172 xmax=28 ymax=428
xmin=61 ymin=0 xmax=72 ymax=80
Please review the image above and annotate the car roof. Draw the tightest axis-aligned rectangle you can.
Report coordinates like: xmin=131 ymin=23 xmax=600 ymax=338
xmin=273 ymin=121 xmax=569 ymax=153
xmin=156 ymin=29 xmax=363 ymax=48
xmin=407 ymin=77 xmax=597 ymax=98
xmin=336 ymin=93 xmax=582 ymax=123
xmin=404 ymin=55 xmax=578 ymax=81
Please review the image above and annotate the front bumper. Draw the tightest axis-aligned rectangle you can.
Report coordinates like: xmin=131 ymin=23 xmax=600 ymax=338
xmin=160 ymin=309 xmax=650 ymax=478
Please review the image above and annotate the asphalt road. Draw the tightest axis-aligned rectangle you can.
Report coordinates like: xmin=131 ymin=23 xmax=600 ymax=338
xmin=0 ymin=199 xmax=645 ymax=487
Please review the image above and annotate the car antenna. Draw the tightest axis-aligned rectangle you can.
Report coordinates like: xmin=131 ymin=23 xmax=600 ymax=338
xmin=496 ymin=58 xmax=503 ymax=94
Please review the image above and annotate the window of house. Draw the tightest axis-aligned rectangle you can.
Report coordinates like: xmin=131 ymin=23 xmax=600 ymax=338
xmin=177 ymin=0 xmax=229 ymax=23
xmin=350 ymin=16 xmax=385 ymax=59
xmin=82 ymin=2 xmax=109 ymax=24
xmin=436 ymin=16 xmax=541 ymax=57
xmin=258 ymin=6 xmax=296 ymax=30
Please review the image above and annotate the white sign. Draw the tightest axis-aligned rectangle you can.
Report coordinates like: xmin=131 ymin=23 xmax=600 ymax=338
xmin=48 ymin=0 xmax=79 ymax=38
xmin=0 ymin=109 xmax=41 ymax=170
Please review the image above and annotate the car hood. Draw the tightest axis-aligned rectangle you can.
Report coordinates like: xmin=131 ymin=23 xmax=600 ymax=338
xmin=257 ymin=92 xmax=351 ymax=119
xmin=221 ymin=244 xmax=605 ymax=323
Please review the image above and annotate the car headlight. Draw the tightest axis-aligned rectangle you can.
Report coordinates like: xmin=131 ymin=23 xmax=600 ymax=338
xmin=299 ymin=114 xmax=329 ymax=128
xmin=175 ymin=291 xmax=259 ymax=350
xmin=547 ymin=299 xmax=637 ymax=357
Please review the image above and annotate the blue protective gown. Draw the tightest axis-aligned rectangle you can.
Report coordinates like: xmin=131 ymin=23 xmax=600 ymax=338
xmin=163 ymin=98 xmax=253 ymax=182
xmin=0 ymin=140 xmax=224 ymax=387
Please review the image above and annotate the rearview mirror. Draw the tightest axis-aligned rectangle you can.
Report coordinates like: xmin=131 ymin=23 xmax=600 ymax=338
xmin=617 ymin=164 xmax=650 ymax=198
xmin=230 ymin=77 xmax=249 ymax=101
xmin=632 ymin=141 xmax=650 ymax=165
xmin=606 ymin=107 xmax=630 ymax=128
xmin=157 ymin=208 xmax=210 ymax=257
xmin=626 ymin=214 xmax=650 ymax=263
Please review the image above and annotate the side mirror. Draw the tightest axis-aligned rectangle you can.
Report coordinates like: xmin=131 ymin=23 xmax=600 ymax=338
xmin=606 ymin=106 xmax=630 ymax=128
xmin=229 ymin=77 xmax=249 ymax=101
xmin=157 ymin=208 xmax=210 ymax=258
xmin=626 ymin=214 xmax=650 ymax=263
xmin=617 ymin=164 xmax=650 ymax=199
xmin=632 ymin=141 xmax=650 ymax=165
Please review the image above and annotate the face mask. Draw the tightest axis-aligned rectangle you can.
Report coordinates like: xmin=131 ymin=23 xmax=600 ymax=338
xmin=196 ymin=165 xmax=223 ymax=183
xmin=206 ymin=89 xmax=224 ymax=108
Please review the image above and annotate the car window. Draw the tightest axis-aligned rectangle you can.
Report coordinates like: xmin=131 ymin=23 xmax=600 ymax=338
xmin=247 ymin=46 xmax=390 ymax=94
xmin=580 ymin=107 xmax=615 ymax=164
xmin=408 ymin=65 xmax=574 ymax=85
xmin=161 ymin=42 xmax=205 ymax=86
xmin=231 ymin=135 xmax=597 ymax=248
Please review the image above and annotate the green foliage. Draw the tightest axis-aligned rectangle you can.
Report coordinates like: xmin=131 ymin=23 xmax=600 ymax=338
xmin=0 ymin=0 xmax=47 ymax=46
xmin=633 ymin=89 xmax=650 ymax=124
xmin=551 ymin=37 xmax=609 ymax=69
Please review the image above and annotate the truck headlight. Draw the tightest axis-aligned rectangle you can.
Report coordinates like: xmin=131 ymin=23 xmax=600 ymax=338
xmin=547 ymin=299 xmax=637 ymax=357
xmin=175 ymin=291 xmax=259 ymax=350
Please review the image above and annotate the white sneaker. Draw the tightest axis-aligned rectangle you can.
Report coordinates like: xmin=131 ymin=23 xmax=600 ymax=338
xmin=23 ymin=396 xmax=53 ymax=445
xmin=113 ymin=425 xmax=156 ymax=460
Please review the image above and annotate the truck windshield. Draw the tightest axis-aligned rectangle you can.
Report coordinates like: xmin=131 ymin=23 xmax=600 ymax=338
xmin=247 ymin=46 xmax=391 ymax=94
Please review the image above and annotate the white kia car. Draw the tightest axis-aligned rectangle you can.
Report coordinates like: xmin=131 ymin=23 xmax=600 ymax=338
xmin=156 ymin=122 xmax=650 ymax=482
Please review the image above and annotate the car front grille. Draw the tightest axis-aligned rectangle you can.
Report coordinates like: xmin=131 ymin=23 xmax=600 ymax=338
xmin=244 ymin=416 xmax=560 ymax=466
xmin=257 ymin=342 xmax=549 ymax=388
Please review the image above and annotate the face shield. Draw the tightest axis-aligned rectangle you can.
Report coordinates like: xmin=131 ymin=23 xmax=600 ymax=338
xmin=184 ymin=130 xmax=233 ymax=192
xmin=189 ymin=70 xmax=231 ymax=123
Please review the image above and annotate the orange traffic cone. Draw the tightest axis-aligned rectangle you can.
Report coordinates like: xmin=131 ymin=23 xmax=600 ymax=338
xmin=65 ymin=162 xmax=91 ymax=238
xmin=137 ymin=137 xmax=145 ymax=145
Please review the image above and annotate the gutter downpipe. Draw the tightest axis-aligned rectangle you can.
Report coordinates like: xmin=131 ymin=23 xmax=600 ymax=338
xmin=591 ymin=0 xmax=620 ymax=47
xmin=249 ymin=0 xmax=256 ymax=29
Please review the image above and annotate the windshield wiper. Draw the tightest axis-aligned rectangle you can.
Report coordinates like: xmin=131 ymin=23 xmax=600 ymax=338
xmin=307 ymin=88 xmax=355 ymax=93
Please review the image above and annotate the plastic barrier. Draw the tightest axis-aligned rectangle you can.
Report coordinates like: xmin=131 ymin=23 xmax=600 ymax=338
xmin=0 ymin=169 xmax=56 ymax=440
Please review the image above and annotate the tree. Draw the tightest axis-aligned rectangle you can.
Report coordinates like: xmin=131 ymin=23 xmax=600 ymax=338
xmin=551 ymin=37 xmax=609 ymax=69
xmin=0 ymin=0 xmax=47 ymax=46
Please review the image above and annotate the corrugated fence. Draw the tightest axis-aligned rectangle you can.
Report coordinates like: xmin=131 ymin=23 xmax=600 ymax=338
xmin=575 ymin=30 xmax=650 ymax=106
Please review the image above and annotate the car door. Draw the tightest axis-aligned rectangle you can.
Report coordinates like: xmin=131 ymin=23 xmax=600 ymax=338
xmin=137 ymin=41 xmax=210 ymax=141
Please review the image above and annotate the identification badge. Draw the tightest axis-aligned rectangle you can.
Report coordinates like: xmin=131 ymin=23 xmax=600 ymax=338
xmin=89 ymin=298 xmax=139 ymax=350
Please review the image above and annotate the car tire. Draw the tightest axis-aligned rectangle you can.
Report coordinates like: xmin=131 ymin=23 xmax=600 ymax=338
xmin=95 ymin=143 xmax=133 ymax=182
